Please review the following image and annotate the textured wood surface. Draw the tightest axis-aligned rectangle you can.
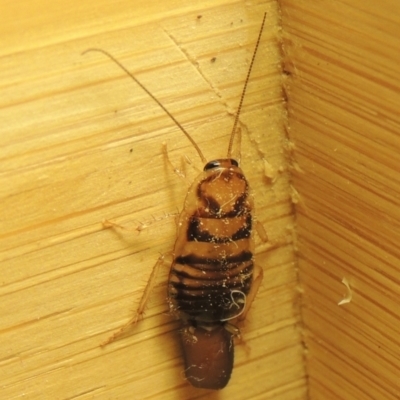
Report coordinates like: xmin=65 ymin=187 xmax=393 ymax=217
xmin=0 ymin=1 xmax=305 ymax=399
xmin=281 ymin=0 xmax=400 ymax=399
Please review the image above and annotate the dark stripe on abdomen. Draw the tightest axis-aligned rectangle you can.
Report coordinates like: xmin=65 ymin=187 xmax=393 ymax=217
xmin=187 ymin=214 xmax=252 ymax=243
xmin=175 ymin=250 xmax=253 ymax=267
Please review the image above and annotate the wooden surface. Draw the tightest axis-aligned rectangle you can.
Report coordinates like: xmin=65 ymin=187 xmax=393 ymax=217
xmin=281 ymin=0 xmax=400 ymax=399
xmin=0 ymin=1 xmax=306 ymax=399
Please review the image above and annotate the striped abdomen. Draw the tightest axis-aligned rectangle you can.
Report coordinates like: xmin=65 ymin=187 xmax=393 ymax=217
xmin=168 ymin=158 xmax=254 ymax=324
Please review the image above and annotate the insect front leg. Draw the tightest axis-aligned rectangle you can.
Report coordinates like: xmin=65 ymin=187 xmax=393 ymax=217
xmin=101 ymin=253 xmax=168 ymax=346
xmin=162 ymin=142 xmax=201 ymax=183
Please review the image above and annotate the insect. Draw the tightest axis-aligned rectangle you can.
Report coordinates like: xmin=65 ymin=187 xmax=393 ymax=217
xmin=84 ymin=12 xmax=267 ymax=390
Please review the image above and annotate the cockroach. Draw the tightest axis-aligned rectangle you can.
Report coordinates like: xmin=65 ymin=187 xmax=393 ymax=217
xmin=85 ymin=12 xmax=267 ymax=390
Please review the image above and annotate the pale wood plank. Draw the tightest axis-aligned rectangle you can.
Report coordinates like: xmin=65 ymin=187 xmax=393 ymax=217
xmin=0 ymin=0 xmax=304 ymax=398
xmin=281 ymin=0 xmax=400 ymax=399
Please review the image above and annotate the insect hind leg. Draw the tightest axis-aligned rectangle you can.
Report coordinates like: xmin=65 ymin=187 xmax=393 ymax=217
xmin=237 ymin=264 xmax=263 ymax=323
xmin=101 ymin=253 xmax=168 ymax=346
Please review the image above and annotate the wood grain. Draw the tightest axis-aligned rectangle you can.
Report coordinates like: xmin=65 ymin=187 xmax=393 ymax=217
xmin=0 ymin=0 xmax=305 ymax=399
xmin=281 ymin=0 xmax=400 ymax=399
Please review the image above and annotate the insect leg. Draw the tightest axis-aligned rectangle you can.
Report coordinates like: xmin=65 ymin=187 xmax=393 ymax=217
xmin=102 ymin=209 xmax=179 ymax=234
xmin=162 ymin=142 xmax=187 ymax=181
xmin=236 ymin=264 xmax=264 ymax=323
xmin=102 ymin=219 xmax=128 ymax=230
xmin=162 ymin=142 xmax=201 ymax=182
xmin=101 ymin=254 xmax=168 ymax=346
xmin=256 ymin=221 xmax=292 ymax=254
xmin=255 ymin=220 xmax=269 ymax=243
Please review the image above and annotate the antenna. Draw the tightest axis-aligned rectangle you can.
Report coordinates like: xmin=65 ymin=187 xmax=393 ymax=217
xmin=83 ymin=13 xmax=266 ymax=164
xmin=226 ymin=12 xmax=267 ymax=158
xmin=82 ymin=48 xmax=207 ymax=163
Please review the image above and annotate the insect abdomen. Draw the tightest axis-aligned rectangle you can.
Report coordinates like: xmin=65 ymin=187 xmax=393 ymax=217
xmin=168 ymin=159 xmax=254 ymax=323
